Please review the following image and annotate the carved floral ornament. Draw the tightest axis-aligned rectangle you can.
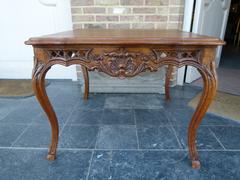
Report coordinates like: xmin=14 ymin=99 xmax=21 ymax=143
xmin=45 ymin=48 xmax=201 ymax=77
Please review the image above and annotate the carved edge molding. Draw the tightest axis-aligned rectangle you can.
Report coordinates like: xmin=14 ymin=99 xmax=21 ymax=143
xmin=34 ymin=47 xmax=203 ymax=78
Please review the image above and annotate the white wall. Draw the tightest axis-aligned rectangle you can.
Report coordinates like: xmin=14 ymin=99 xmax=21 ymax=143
xmin=0 ymin=0 xmax=77 ymax=80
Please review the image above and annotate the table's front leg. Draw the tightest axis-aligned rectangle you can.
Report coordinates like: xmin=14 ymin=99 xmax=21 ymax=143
xmin=32 ymin=58 xmax=59 ymax=160
xmin=188 ymin=61 xmax=217 ymax=169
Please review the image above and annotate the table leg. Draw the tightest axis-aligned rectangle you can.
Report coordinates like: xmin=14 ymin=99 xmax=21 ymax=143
xmin=81 ymin=65 xmax=89 ymax=101
xmin=32 ymin=59 xmax=59 ymax=160
xmin=165 ymin=65 xmax=173 ymax=101
xmin=188 ymin=61 xmax=217 ymax=169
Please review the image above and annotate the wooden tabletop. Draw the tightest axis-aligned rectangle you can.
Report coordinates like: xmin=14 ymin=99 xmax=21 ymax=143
xmin=25 ymin=29 xmax=225 ymax=46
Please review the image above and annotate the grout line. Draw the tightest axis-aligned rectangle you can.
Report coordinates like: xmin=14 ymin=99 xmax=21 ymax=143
xmin=71 ymin=13 xmax=183 ymax=16
xmin=169 ymin=124 xmax=240 ymax=127
xmin=2 ymin=146 xmax=240 ymax=152
xmin=164 ymin=109 xmax=183 ymax=149
xmin=133 ymin=109 xmax=140 ymax=149
xmin=94 ymin=124 xmax=101 ymax=150
xmin=10 ymin=124 xmax=32 ymax=148
xmin=71 ymin=5 xmax=184 ymax=8
xmin=208 ymin=127 xmax=226 ymax=150
xmin=59 ymin=102 xmax=79 ymax=136
xmin=86 ymin=150 xmax=94 ymax=180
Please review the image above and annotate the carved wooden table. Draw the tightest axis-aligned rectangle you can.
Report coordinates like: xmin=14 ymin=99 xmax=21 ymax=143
xmin=25 ymin=29 xmax=224 ymax=169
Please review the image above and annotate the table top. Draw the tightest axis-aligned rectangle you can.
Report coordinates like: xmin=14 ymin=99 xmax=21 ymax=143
xmin=25 ymin=29 xmax=225 ymax=46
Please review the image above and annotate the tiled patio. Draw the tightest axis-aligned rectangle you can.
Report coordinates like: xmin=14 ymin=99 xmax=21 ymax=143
xmin=0 ymin=81 xmax=240 ymax=179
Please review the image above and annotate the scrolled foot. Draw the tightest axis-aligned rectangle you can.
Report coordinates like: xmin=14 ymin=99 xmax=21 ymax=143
xmin=191 ymin=160 xmax=201 ymax=169
xmin=47 ymin=154 xmax=56 ymax=161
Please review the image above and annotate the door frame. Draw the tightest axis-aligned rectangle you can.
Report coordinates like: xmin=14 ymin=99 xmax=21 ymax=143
xmin=177 ymin=0 xmax=195 ymax=85
xmin=177 ymin=0 xmax=231 ymax=85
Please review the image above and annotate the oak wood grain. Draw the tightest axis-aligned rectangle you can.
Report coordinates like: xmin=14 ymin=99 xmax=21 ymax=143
xmin=25 ymin=29 xmax=225 ymax=46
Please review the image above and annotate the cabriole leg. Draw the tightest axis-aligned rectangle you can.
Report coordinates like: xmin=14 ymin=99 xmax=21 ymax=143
xmin=187 ymin=62 xmax=217 ymax=169
xmin=32 ymin=58 xmax=59 ymax=160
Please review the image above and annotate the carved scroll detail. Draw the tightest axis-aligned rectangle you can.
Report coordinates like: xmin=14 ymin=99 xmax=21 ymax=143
xmin=94 ymin=48 xmax=153 ymax=77
xmin=46 ymin=48 xmax=201 ymax=78
xmin=48 ymin=49 xmax=90 ymax=61
xmin=153 ymin=49 xmax=201 ymax=62
xmin=32 ymin=57 xmax=45 ymax=79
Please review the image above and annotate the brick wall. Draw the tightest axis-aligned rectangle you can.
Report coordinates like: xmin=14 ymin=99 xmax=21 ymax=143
xmin=71 ymin=0 xmax=184 ymax=30
xmin=71 ymin=0 xmax=185 ymax=90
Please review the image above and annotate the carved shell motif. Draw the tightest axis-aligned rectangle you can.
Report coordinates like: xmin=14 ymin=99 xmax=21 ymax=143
xmin=97 ymin=48 xmax=152 ymax=78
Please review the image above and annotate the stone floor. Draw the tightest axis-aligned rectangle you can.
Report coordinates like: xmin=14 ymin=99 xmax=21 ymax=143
xmin=0 ymin=80 xmax=240 ymax=180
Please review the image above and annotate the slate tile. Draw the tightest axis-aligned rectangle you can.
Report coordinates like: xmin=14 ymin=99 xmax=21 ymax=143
xmin=101 ymin=109 xmax=134 ymax=125
xmin=137 ymin=126 xmax=181 ymax=149
xmin=135 ymin=109 xmax=170 ymax=127
xmin=76 ymin=94 xmax=106 ymax=110
xmin=131 ymin=94 xmax=163 ymax=109
xmin=0 ymin=106 xmax=14 ymax=121
xmin=0 ymin=149 xmax=92 ymax=180
xmin=18 ymin=96 xmax=43 ymax=109
xmin=0 ymin=98 xmax=22 ymax=110
xmin=173 ymin=126 xmax=223 ymax=150
xmin=166 ymin=107 xmax=195 ymax=126
xmin=104 ymin=94 xmax=163 ymax=109
xmin=59 ymin=125 xmax=99 ymax=148
xmin=69 ymin=109 xmax=103 ymax=125
xmin=33 ymin=108 xmax=73 ymax=126
xmin=13 ymin=124 xmax=54 ymax=148
xmin=210 ymin=126 xmax=240 ymax=149
xmin=0 ymin=124 xmax=27 ymax=147
xmin=89 ymin=150 xmax=240 ymax=180
xmin=96 ymin=125 xmax=138 ymax=149
xmin=0 ymin=106 xmax=42 ymax=124
xmin=169 ymin=85 xmax=201 ymax=100
xmin=51 ymin=95 xmax=78 ymax=109
xmin=104 ymin=96 xmax=132 ymax=109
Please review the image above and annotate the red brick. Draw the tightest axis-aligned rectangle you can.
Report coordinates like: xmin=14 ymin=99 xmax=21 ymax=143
xmin=71 ymin=8 xmax=82 ymax=14
xmin=83 ymin=7 xmax=106 ymax=14
xmin=169 ymin=15 xmax=183 ymax=22
xmin=72 ymin=15 xmax=94 ymax=22
xmin=96 ymin=16 xmax=119 ymax=22
xmin=132 ymin=23 xmax=155 ymax=29
xmin=120 ymin=15 xmax=144 ymax=22
xmin=170 ymin=0 xmax=184 ymax=5
xmin=108 ymin=23 xmax=130 ymax=29
xmin=169 ymin=7 xmax=184 ymax=14
xmin=145 ymin=15 xmax=167 ymax=22
xmin=71 ymin=0 xmax=94 ymax=6
xmin=84 ymin=24 xmax=107 ymax=29
xmin=145 ymin=0 xmax=169 ymax=5
xmin=133 ymin=8 xmax=156 ymax=14
xmin=168 ymin=22 xmax=182 ymax=29
xmin=120 ymin=0 xmax=144 ymax=5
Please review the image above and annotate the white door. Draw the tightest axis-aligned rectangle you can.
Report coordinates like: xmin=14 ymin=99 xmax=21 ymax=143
xmin=185 ymin=0 xmax=231 ymax=83
xmin=0 ymin=0 xmax=76 ymax=80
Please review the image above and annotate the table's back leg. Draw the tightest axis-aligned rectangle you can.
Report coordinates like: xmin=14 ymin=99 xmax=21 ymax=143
xmin=165 ymin=65 xmax=173 ymax=101
xmin=32 ymin=59 xmax=59 ymax=161
xmin=81 ymin=65 xmax=89 ymax=101
xmin=188 ymin=61 xmax=217 ymax=169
